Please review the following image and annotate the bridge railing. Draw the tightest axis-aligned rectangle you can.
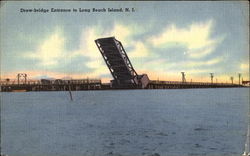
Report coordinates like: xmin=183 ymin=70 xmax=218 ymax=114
xmin=0 ymin=79 xmax=102 ymax=86
xmin=149 ymin=80 xmax=238 ymax=86
xmin=0 ymin=80 xmax=41 ymax=85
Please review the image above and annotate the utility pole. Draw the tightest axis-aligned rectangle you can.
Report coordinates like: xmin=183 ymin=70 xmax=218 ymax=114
xmin=17 ymin=73 xmax=20 ymax=85
xmin=181 ymin=72 xmax=186 ymax=83
xmin=238 ymin=73 xmax=242 ymax=85
xmin=230 ymin=76 xmax=234 ymax=84
xmin=24 ymin=74 xmax=27 ymax=84
xmin=210 ymin=73 xmax=214 ymax=83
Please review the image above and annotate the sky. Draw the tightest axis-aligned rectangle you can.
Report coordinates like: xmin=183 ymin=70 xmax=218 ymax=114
xmin=0 ymin=1 xmax=249 ymax=83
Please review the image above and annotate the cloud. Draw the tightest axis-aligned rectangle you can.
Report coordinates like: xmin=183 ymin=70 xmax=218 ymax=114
xmin=76 ymin=26 xmax=109 ymax=77
xmin=78 ymin=26 xmax=103 ymax=59
xmin=183 ymin=69 xmax=212 ymax=74
xmin=186 ymin=57 xmax=223 ymax=67
xmin=111 ymin=23 xmax=132 ymax=43
xmin=187 ymin=45 xmax=216 ymax=58
xmin=25 ymin=27 xmax=65 ymax=66
xmin=128 ymin=41 xmax=150 ymax=58
xmin=149 ymin=20 xmax=224 ymax=59
xmin=139 ymin=56 xmax=223 ymax=75
xmin=240 ymin=62 xmax=249 ymax=71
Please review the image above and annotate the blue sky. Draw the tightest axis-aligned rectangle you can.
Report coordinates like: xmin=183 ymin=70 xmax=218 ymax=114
xmin=0 ymin=1 xmax=249 ymax=82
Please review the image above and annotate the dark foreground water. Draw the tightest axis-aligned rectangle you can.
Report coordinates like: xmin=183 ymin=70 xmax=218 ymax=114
xmin=1 ymin=88 xmax=249 ymax=156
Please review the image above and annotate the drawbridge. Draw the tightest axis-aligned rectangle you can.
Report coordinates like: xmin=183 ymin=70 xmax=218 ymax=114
xmin=95 ymin=37 xmax=150 ymax=88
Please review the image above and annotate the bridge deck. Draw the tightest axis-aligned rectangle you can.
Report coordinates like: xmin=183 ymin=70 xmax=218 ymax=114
xmin=1 ymin=79 xmax=244 ymax=92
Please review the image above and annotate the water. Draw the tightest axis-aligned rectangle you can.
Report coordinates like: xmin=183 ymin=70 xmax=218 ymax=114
xmin=1 ymin=88 xmax=249 ymax=156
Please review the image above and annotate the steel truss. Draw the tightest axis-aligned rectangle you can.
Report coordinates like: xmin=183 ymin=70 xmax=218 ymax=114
xmin=95 ymin=37 xmax=139 ymax=88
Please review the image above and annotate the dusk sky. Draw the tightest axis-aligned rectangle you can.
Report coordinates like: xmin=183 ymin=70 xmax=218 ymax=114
xmin=0 ymin=1 xmax=249 ymax=82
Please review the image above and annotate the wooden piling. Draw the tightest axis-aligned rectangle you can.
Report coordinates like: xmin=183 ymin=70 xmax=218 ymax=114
xmin=68 ymin=85 xmax=73 ymax=101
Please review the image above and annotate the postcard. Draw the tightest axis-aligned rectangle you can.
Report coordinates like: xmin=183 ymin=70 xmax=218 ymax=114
xmin=0 ymin=1 xmax=249 ymax=156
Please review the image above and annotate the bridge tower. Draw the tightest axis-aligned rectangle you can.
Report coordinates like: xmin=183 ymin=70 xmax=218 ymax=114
xmin=95 ymin=37 xmax=150 ymax=88
xmin=17 ymin=73 xmax=27 ymax=85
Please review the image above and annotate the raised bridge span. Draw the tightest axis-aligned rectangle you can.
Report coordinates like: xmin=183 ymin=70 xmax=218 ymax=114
xmin=95 ymin=37 xmax=150 ymax=89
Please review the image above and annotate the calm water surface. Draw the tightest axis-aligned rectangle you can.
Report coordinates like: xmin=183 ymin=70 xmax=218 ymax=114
xmin=1 ymin=88 xmax=249 ymax=156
